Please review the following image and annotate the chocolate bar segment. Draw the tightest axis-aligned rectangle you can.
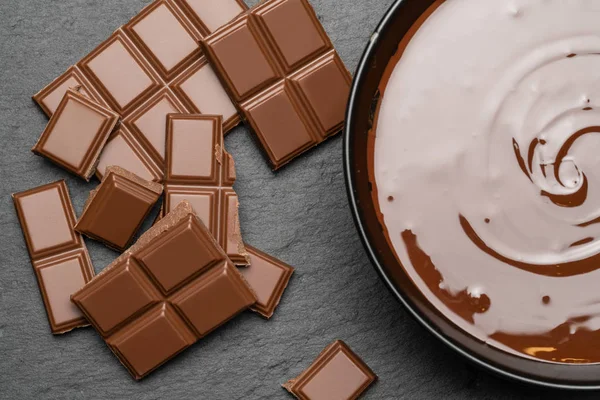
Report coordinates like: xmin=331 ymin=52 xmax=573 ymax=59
xmin=238 ymin=246 xmax=294 ymax=318
xmin=32 ymin=89 xmax=119 ymax=180
xmin=174 ymin=0 xmax=247 ymax=34
xmin=283 ymin=340 xmax=377 ymax=400
xmin=13 ymin=181 xmax=95 ymax=334
xmin=75 ymin=166 xmax=163 ymax=251
xmin=96 ymin=125 xmax=163 ymax=182
xmin=32 ymin=66 xmax=107 ymax=117
xmin=35 ymin=0 xmax=247 ymax=181
xmin=202 ymin=0 xmax=352 ymax=169
xmin=163 ymin=114 xmax=249 ymax=265
xmin=72 ymin=201 xmax=256 ymax=379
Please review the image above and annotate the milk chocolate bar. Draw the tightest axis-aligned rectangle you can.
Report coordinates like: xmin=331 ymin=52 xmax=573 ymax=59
xmin=162 ymin=114 xmax=249 ymax=265
xmin=283 ymin=340 xmax=376 ymax=400
xmin=75 ymin=166 xmax=163 ymax=251
xmin=32 ymin=89 xmax=119 ymax=181
xmin=239 ymin=246 xmax=294 ymax=318
xmin=72 ymin=201 xmax=256 ymax=380
xmin=34 ymin=0 xmax=246 ymax=181
xmin=202 ymin=0 xmax=352 ymax=169
xmin=12 ymin=181 xmax=95 ymax=334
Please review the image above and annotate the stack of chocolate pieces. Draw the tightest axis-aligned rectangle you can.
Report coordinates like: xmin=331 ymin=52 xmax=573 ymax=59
xmin=15 ymin=0 xmax=375 ymax=398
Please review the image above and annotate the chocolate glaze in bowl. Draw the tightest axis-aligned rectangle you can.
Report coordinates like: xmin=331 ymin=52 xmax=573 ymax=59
xmin=344 ymin=0 xmax=600 ymax=389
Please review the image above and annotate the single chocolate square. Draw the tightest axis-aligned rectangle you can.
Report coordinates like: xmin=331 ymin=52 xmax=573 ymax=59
xmin=32 ymin=89 xmax=119 ymax=180
xmin=174 ymin=0 xmax=247 ymax=34
xmin=239 ymin=246 xmax=294 ymax=318
xmin=123 ymin=0 xmax=202 ymax=81
xmin=284 ymin=340 xmax=377 ymax=400
xmin=202 ymin=0 xmax=352 ymax=170
xmin=78 ymin=30 xmax=162 ymax=114
xmin=75 ymin=166 xmax=163 ymax=251
xmin=96 ymin=125 xmax=163 ymax=183
xmin=72 ymin=201 xmax=256 ymax=380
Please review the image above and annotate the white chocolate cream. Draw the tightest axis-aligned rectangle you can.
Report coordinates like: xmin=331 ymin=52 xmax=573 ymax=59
xmin=374 ymin=0 xmax=600 ymax=362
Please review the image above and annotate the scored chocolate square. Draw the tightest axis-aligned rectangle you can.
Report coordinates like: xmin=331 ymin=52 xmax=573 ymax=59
xmin=72 ymin=201 xmax=256 ymax=380
xmin=202 ymin=0 xmax=352 ymax=170
xmin=162 ymin=114 xmax=249 ymax=265
xmin=32 ymin=89 xmax=119 ymax=181
xmin=34 ymin=0 xmax=247 ymax=181
xmin=283 ymin=340 xmax=377 ymax=400
xmin=75 ymin=166 xmax=163 ymax=251
xmin=239 ymin=245 xmax=294 ymax=318
xmin=13 ymin=181 xmax=95 ymax=334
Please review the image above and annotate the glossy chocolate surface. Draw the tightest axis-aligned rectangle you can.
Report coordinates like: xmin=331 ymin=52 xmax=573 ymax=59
xmin=33 ymin=0 xmax=245 ymax=181
xmin=12 ymin=180 xmax=95 ymax=334
xmin=283 ymin=340 xmax=376 ymax=400
xmin=239 ymin=245 xmax=294 ymax=318
xmin=32 ymin=89 xmax=119 ymax=180
xmin=162 ymin=114 xmax=249 ymax=265
xmin=202 ymin=0 xmax=351 ymax=170
xmin=72 ymin=201 xmax=256 ymax=380
xmin=75 ymin=166 xmax=163 ymax=251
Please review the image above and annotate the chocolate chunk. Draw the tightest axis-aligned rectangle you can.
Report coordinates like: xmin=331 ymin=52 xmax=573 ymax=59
xmin=162 ymin=114 xmax=249 ymax=265
xmin=12 ymin=180 xmax=95 ymax=334
xmin=75 ymin=166 xmax=163 ymax=251
xmin=71 ymin=201 xmax=256 ymax=380
xmin=34 ymin=0 xmax=246 ymax=181
xmin=96 ymin=125 xmax=163 ymax=182
xmin=32 ymin=89 xmax=119 ymax=181
xmin=239 ymin=246 xmax=294 ymax=318
xmin=284 ymin=340 xmax=376 ymax=400
xmin=202 ymin=0 xmax=351 ymax=170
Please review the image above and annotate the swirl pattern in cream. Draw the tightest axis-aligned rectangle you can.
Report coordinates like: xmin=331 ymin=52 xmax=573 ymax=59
xmin=375 ymin=0 xmax=600 ymax=362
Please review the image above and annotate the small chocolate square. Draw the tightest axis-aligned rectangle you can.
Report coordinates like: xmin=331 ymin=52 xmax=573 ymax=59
xmin=242 ymin=83 xmax=317 ymax=168
xmin=78 ymin=31 xmax=161 ymax=114
xmin=254 ymin=0 xmax=330 ymax=71
xmin=135 ymin=215 xmax=222 ymax=294
xmin=284 ymin=340 xmax=377 ymax=400
xmin=32 ymin=89 xmax=119 ymax=180
xmin=204 ymin=16 xmax=281 ymax=101
xmin=75 ymin=166 xmax=163 ymax=251
xmin=124 ymin=0 xmax=202 ymax=81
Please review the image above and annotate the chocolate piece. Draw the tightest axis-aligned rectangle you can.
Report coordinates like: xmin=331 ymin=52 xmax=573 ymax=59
xmin=32 ymin=89 xmax=119 ymax=180
xmin=75 ymin=166 xmax=163 ymax=251
xmin=71 ymin=201 xmax=256 ymax=380
xmin=239 ymin=246 xmax=294 ymax=318
xmin=96 ymin=125 xmax=163 ymax=182
xmin=34 ymin=0 xmax=246 ymax=180
xmin=283 ymin=340 xmax=376 ymax=400
xmin=202 ymin=0 xmax=352 ymax=170
xmin=12 ymin=181 xmax=95 ymax=334
xmin=162 ymin=114 xmax=249 ymax=265
xmin=32 ymin=66 xmax=108 ymax=117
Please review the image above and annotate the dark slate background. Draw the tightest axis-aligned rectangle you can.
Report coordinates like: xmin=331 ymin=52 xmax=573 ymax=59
xmin=0 ymin=0 xmax=594 ymax=398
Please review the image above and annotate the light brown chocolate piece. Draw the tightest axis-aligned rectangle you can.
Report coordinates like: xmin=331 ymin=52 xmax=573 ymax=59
xmin=13 ymin=180 xmax=95 ymax=334
xmin=32 ymin=89 xmax=119 ymax=180
xmin=161 ymin=114 xmax=249 ymax=265
xmin=75 ymin=166 xmax=163 ymax=251
xmin=284 ymin=340 xmax=376 ymax=400
xmin=239 ymin=245 xmax=294 ymax=318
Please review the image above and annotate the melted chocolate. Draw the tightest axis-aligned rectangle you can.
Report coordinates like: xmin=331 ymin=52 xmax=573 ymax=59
xmin=373 ymin=0 xmax=600 ymax=363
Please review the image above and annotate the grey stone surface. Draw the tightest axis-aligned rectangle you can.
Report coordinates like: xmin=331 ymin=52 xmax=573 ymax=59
xmin=0 ymin=0 xmax=593 ymax=399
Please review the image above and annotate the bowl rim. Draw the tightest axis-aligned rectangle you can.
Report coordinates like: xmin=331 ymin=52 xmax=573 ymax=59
xmin=342 ymin=0 xmax=600 ymax=390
